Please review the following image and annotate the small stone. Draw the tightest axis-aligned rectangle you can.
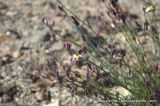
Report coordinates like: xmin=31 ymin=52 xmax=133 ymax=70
xmin=1 ymin=55 xmax=12 ymax=65
xmin=109 ymin=86 xmax=131 ymax=97
xmin=26 ymin=11 xmax=33 ymax=17
xmin=0 ymin=35 xmax=14 ymax=43
xmin=44 ymin=100 xmax=59 ymax=106
xmin=98 ymin=77 xmax=116 ymax=87
xmin=0 ymin=1 xmax=7 ymax=9
xmin=42 ymin=32 xmax=51 ymax=42
xmin=6 ymin=30 xmax=21 ymax=39
xmin=116 ymin=32 xmax=126 ymax=42
xmin=39 ymin=0 xmax=48 ymax=6
xmin=28 ymin=30 xmax=54 ymax=43
xmin=0 ymin=58 xmax=3 ymax=66
xmin=29 ymin=83 xmax=41 ymax=92
xmin=0 ymin=97 xmax=2 ymax=103
xmin=34 ymin=92 xmax=44 ymax=101
xmin=12 ymin=51 xmax=22 ymax=59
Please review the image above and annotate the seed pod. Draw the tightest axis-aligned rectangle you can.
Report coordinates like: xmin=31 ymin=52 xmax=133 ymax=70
xmin=64 ymin=42 xmax=71 ymax=51
xmin=87 ymin=63 xmax=92 ymax=70
xmin=94 ymin=91 xmax=98 ymax=97
xmin=82 ymin=80 xmax=88 ymax=87
xmin=63 ymin=64 xmax=71 ymax=77
xmin=58 ymin=5 xmax=64 ymax=11
xmin=81 ymin=35 xmax=86 ymax=41
xmin=71 ymin=16 xmax=79 ymax=26
xmin=135 ymin=21 xmax=142 ymax=30
xmin=84 ymin=87 xmax=89 ymax=95
xmin=111 ymin=0 xmax=117 ymax=5
xmin=144 ymin=20 xmax=149 ymax=30
xmin=86 ymin=69 xmax=90 ymax=80
xmin=121 ymin=12 xmax=128 ymax=24
xmin=120 ymin=49 xmax=126 ymax=57
xmin=42 ymin=18 xmax=55 ymax=30
xmin=78 ymin=46 xmax=86 ymax=54
xmin=110 ymin=0 xmax=118 ymax=7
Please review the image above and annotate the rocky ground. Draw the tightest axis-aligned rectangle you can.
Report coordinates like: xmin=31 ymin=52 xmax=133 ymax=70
xmin=0 ymin=0 xmax=160 ymax=106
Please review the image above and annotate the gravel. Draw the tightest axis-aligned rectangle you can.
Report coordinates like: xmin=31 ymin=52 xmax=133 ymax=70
xmin=0 ymin=0 xmax=159 ymax=106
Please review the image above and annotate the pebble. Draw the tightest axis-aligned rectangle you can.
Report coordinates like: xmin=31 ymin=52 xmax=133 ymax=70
xmin=0 ymin=97 xmax=2 ymax=103
xmin=6 ymin=30 xmax=21 ymax=39
xmin=1 ymin=55 xmax=12 ymax=65
xmin=1 ymin=0 xmax=158 ymax=106
xmin=44 ymin=100 xmax=59 ymax=106
xmin=109 ymin=86 xmax=131 ymax=97
xmin=34 ymin=92 xmax=44 ymax=101
xmin=0 ymin=1 xmax=8 ymax=10
xmin=27 ymin=30 xmax=54 ymax=44
xmin=0 ymin=35 xmax=14 ymax=43
xmin=42 ymin=32 xmax=52 ymax=42
xmin=116 ymin=32 xmax=126 ymax=42
xmin=12 ymin=51 xmax=22 ymax=59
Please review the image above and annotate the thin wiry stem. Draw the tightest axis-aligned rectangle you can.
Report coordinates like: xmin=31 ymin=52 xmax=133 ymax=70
xmin=57 ymin=0 xmax=97 ymax=33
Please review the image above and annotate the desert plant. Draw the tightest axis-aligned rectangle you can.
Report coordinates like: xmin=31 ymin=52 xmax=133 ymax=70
xmin=43 ymin=0 xmax=160 ymax=105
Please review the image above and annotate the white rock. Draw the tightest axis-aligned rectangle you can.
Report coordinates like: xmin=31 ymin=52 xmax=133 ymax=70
xmin=109 ymin=86 xmax=131 ymax=97
xmin=43 ymin=100 xmax=59 ymax=106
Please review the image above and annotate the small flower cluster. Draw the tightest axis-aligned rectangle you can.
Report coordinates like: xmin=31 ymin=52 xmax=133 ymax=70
xmin=107 ymin=0 xmax=128 ymax=26
xmin=148 ymin=87 xmax=160 ymax=103
xmin=146 ymin=63 xmax=160 ymax=103
xmin=143 ymin=3 xmax=158 ymax=32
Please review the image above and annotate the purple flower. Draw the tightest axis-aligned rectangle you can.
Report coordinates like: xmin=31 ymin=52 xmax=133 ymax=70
xmin=64 ymin=42 xmax=71 ymax=51
xmin=149 ymin=89 xmax=160 ymax=102
xmin=145 ymin=80 xmax=152 ymax=87
xmin=120 ymin=49 xmax=126 ymax=57
xmin=78 ymin=47 xmax=86 ymax=54
xmin=95 ymin=31 xmax=101 ymax=37
xmin=71 ymin=52 xmax=82 ymax=62
xmin=108 ymin=44 xmax=117 ymax=55
xmin=71 ymin=47 xmax=86 ymax=62
xmin=143 ymin=5 xmax=155 ymax=13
